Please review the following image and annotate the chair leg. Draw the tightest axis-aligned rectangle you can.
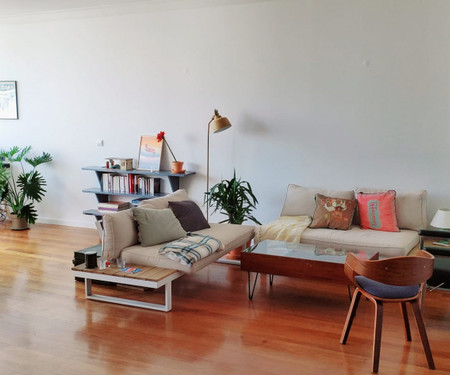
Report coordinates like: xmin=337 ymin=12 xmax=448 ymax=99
xmin=340 ymin=288 xmax=361 ymax=344
xmin=400 ymin=302 xmax=412 ymax=341
xmin=372 ymin=300 xmax=383 ymax=374
xmin=410 ymin=299 xmax=435 ymax=370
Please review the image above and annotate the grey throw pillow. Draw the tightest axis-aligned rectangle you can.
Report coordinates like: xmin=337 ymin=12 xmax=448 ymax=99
xmin=132 ymin=207 xmax=186 ymax=246
xmin=168 ymin=200 xmax=210 ymax=232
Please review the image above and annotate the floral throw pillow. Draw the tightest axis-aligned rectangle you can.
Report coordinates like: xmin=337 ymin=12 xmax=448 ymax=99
xmin=310 ymin=194 xmax=357 ymax=230
xmin=357 ymin=190 xmax=400 ymax=232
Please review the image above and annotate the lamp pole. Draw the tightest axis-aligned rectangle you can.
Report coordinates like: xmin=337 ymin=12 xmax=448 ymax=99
xmin=205 ymin=109 xmax=232 ymax=222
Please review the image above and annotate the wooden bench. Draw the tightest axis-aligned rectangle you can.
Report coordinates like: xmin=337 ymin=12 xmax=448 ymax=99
xmin=72 ymin=264 xmax=184 ymax=312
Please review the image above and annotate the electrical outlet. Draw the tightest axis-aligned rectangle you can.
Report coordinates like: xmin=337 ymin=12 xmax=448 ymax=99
xmin=96 ymin=139 xmax=104 ymax=147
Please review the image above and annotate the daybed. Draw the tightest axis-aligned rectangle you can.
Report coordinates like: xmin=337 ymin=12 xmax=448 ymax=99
xmin=102 ymin=189 xmax=255 ymax=273
xmin=257 ymin=185 xmax=427 ymax=258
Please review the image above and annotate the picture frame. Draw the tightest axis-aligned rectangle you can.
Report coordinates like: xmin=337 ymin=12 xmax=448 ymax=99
xmin=0 ymin=81 xmax=18 ymax=120
xmin=137 ymin=135 xmax=162 ymax=171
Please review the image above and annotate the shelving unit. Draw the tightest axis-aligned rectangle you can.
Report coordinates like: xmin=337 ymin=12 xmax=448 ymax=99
xmin=82 ymin=166 xmax=195 ymax=220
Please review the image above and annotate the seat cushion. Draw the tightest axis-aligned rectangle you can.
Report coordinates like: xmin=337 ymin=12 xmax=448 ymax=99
xmin=121 ymin=223 xmax=255 ymax=274
xmin=356 ymin=276 xmax=420 ymax=299
xmin=301 ymin=225 xmax=419 ymax=257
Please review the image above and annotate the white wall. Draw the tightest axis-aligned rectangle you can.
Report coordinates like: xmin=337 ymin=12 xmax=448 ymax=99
xmin=1 ymin=0 xmax=449 ymax=228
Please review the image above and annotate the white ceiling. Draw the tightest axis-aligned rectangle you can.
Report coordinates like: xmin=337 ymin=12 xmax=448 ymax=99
xmin=0 ymin=0 xmax=156 ymax=17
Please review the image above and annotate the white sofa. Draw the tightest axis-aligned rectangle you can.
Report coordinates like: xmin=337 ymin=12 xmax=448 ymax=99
xmin=278 ymin=185 xmax=427 ymax=257
xmin=102 ymin=189 xmax=255 ymax=273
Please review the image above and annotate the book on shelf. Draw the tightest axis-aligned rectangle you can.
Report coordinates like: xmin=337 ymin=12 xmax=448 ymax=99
xmin=101 ymin=173 xmax=160 ymax=196
xmin=432 ymin=239 xmax=450 ymax=247
xmin=98 ymin=201 xmax=131 ymax=212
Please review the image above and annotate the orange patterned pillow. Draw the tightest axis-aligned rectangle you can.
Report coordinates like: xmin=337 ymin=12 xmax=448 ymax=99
xmin=357 ymin=190 xmax=399 ymax=232
xmin=310 ymin=194 xmax=357 ymax=230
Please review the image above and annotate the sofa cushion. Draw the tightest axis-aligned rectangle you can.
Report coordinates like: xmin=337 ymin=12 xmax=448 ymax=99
xmin=168 ymin=200 xmax=210 ymax=232
xmin=121 ymin=223 xmax=255 ymax=273
xmin=281 ymin=184 xmax=355 ymax=217
xmin=357 ymin=190 xmax=400 ymax=232
xmin=310 ymin=194 xmax=356 ymax=230
xmin=301 ymin=225 xmax=418 ymax=257
xmin=132 ymin=207 xmax=187 ymax=246
xmin=139 ymin=189 xmax=190 ymax=209
xmin=102 ymin=209 xmax=138 ymax=260
xmin=355 ymin=188 xmax=427 ymax=231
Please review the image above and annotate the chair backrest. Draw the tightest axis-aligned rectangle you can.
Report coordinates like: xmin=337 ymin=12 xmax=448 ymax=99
xmin=344 ymin=250 xmax=435 ymax=286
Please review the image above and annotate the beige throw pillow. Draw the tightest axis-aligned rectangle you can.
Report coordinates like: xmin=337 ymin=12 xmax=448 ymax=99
xmin=132 ymin=207 xmax=186 ymax=246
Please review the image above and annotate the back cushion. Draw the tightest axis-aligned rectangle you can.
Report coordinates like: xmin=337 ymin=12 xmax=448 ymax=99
xmin=102 ymin=209 xmax=138 ymax=260
xmin=139 ymin=189 xmax=189 ymax=209
xmin=280 ymin=185 xmax=355 ymax=217
xmin=355 ymin=188 xmax=427 ymax=231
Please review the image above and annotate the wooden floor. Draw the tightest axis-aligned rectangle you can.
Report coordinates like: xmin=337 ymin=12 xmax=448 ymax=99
xmin=0 ymin=222 xmax=449 ymax=375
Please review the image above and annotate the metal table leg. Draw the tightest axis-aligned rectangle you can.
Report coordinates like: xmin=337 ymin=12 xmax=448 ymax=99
xmin=248 ymin=272 xmax=259 ymax=300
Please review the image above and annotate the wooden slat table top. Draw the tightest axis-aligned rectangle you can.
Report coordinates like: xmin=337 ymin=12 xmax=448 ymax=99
xmin=72 ymin=263 xmax=178 ymax=282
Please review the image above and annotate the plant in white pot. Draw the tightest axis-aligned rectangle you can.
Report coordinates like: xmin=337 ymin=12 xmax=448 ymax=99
xmin=0 ymin=146 xmax=53 ymax=230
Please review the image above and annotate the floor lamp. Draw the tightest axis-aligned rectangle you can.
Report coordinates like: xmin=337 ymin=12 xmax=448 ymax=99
xmin=206 ymin=109 xmax=232 ymax=221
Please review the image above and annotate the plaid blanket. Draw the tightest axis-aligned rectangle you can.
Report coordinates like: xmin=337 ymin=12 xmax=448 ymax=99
xmin=159 ymin=234 xmax=223 ymax=267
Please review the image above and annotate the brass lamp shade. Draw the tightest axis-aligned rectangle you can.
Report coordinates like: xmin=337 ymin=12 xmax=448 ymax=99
xmin=211 ymin=111 xmax=231 ymax=134
xmin=206 ymin=109 xmax=232 ymax=221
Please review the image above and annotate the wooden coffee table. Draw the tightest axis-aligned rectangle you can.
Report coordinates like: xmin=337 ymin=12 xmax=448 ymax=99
xmin=241 ymin=240 xmax=378 ymax=299
xmin=72 ymin=264 xmax=184 ymax=312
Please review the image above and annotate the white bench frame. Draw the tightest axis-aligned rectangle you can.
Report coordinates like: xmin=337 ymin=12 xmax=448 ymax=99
xmin=72 ymin=269 xmax=184 ymax=312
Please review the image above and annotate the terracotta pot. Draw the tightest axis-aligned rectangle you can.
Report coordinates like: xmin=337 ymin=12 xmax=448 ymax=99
xmin=226 ymin=240 xmax=252 ymax=261
xmin=171 ymin=161 xmax=185 ymax=174
xmin=10 ymin=213 xmax=29 ymax=231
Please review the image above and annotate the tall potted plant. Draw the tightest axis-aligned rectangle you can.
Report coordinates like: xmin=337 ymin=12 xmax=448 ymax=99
xmin=0 ymin=146 xmax=53 ymax=230
xmin=205 ymin=170 xmax=261 ymax=259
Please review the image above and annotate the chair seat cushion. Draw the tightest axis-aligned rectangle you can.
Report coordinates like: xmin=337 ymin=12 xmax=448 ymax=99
xmin=355 ymin=276 xmax=420 ymax=299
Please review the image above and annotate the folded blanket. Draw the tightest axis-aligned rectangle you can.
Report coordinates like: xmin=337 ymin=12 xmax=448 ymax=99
xmin=254 ymin=216 xmax=312 ymax=244
xmin=159 ymin=234 xmax=223 ymax=267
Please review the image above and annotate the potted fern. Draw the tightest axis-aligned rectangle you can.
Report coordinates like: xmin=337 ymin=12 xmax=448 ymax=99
xmin=205 ymin=170 xmax=261 ymax=259
xmin=0 ymin=146 xmax=53 ymax=230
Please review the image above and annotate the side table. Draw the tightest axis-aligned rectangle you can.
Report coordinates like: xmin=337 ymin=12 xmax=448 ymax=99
xmin=418 ymin=228 xmax=450 ymax=289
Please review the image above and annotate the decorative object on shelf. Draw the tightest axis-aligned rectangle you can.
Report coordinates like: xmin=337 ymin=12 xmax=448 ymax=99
xmin=205 ymin=170 xmax=261 ymax=260
xmin=156 ymin=131 xmax=184 ymax=174
xmin=430 ymin=208 xmax=450 ymax=229
xmin=105 ymin=157 xmax=133 ymax=170
xmin=0 ymin=146 xmax=53 ymax=229
xmin=171 ymin=161 xmax=184 ymax=174
xmin=137 ymin=135 xmax=162 ymax=171
xmin=206 ymin=109 xmax=232 ymax=221
xmin=0 ymin=81 xmax=18 ymax=119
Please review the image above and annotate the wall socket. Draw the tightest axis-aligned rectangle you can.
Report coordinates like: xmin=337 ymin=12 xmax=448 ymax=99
xmin=96 ymin=139 xmax=104 ymax=147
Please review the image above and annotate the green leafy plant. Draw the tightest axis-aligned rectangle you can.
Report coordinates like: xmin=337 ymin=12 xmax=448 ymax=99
xmin=205 ymin=170 xmax=261 ymax=225
xmin=0 ymin=146 xmax=53 ymax=224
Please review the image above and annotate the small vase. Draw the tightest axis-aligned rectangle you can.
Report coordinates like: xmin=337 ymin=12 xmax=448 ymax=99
xmin=171 ymin=161 xmax=185 ymax=174
xmin=10 ymin=213 xmax=29 ymax=231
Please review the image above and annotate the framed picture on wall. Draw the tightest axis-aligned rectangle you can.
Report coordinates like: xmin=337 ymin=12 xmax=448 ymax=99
xmin=137 ymin=135 xmax=162 ymax=171
xmin=0 ymin=81 xmax=18 ymax=120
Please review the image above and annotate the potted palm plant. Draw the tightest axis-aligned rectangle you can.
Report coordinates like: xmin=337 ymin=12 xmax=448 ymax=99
xmin=205 ymin=170 xmax=261 ymax=259
xmin=0 ymin=146 xmax=53 ymax=230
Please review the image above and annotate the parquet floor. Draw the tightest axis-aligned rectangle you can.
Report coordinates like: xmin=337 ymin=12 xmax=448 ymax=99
xmin=0 ymin=222 xmax=449 ymax=375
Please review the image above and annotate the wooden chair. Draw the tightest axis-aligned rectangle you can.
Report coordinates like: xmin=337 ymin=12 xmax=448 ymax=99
xmin=340 ymin=250 xmax=435 ymax=373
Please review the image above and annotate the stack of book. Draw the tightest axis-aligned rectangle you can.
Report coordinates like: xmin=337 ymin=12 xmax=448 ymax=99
xmin=102 ymin=174 xmax=161 ymax=195
xmin=98 ymin=201 xmax=131 ymax=212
